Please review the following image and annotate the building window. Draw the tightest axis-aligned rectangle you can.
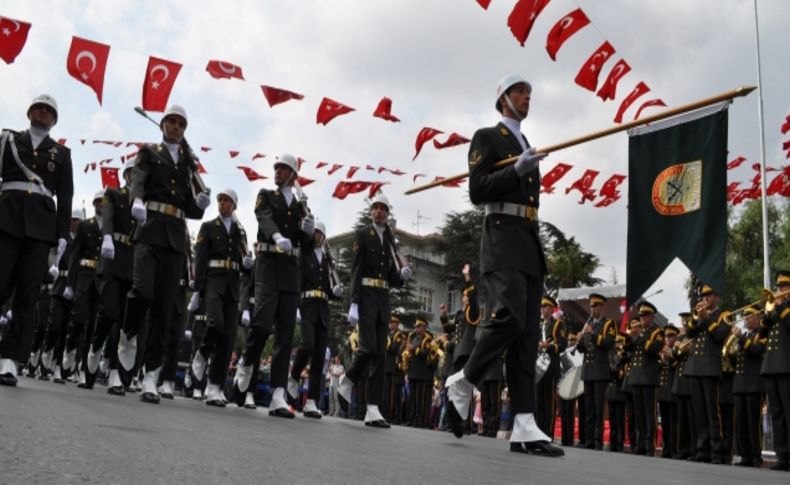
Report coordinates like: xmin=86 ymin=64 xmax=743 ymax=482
xmin=418 ymin=286 xmax=433 ymax=313
xmin=446 ymin=290 xmax=460 ymax=314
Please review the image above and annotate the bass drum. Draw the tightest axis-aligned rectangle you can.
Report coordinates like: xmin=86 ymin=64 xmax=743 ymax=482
xmin=557 ymin=365 xmax=584 ymax=400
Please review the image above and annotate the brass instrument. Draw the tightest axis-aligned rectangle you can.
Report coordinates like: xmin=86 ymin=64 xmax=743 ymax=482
xmin=672 ymin=338 xmax=693 ymax=356
xmin=721 ymin=332 xmax=739 ymax=373
xmin=349 ymin=329 xmax=359 ymax=353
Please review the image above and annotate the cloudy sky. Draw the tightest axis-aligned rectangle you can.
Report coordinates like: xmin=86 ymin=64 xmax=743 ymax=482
xmin=2 ymin=0 xmax=788 ymax=321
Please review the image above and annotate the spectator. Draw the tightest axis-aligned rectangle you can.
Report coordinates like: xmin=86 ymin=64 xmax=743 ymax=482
xmin=328 ymin=356 xmax=345 ymax=417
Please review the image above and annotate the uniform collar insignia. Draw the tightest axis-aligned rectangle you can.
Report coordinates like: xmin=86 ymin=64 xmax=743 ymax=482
xmin=499 ymin=127 xmax=509 ymax=137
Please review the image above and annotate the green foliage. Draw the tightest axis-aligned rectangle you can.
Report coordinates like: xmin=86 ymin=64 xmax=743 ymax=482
xmin=540 ymin=221 xmax=603 ymax=293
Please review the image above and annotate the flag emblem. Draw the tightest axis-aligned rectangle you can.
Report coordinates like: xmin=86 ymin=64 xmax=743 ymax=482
xmin=651 ymin=160 xmax=702 ymax=215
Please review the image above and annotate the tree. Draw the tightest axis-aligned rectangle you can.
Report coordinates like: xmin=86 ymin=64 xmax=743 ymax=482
xmin=438 ymin=205 xmax=485 ymax=292
xmin=540 ymin=221 xmax=603 ymax=292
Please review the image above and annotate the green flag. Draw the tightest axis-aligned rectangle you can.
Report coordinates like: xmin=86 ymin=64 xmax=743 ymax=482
xmin=626 ymin=102 xmax=729 ymax=304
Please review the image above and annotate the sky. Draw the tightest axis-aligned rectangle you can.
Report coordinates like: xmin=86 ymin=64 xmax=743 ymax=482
xmin=1 ymin=0 xmax=789 ymax=322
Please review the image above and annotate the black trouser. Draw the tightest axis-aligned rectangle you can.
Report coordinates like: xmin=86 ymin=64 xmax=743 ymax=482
xmin=161 ymin=296 xmax=185 ymax=384
xmin=624 ymin=393 xmax=636 ymax=451
xmin=68 ymin=272 xmax=100 ymax=378
xmin=0 ymin=234 xmax=49 ymax=362
xmin=188 ymin=315 xmax=207 ymax=390
xmin=734 ymin=392 xmax=763 ymax=462
xmin=675 ymin=394 xmax=696 ymax=458
xmin=632 ymin=385 xmax=657 ymax=454
xmin=122 ymin=243 xmax=183 ymax=372
xmin=30 ymin=292 xmax=50 ymax=357
xmin=536 ymin=375 xmax=557 ymax=438
xmin=560 ymin=398 xmax=577 ymax=445
xmin=464 ymin=270 xmax=541 ymax=416
xmin=584 ymin=380 xmax=607 ymax=448
xmin=346 ymin=319 xmax=387 ymax=408
xmin=383 ymin=373 xmax=403 ymax=423
xmin=720 ymin=402 xmax=734 ymax=460
xmin=408 ymin=378 xmax=429 ymax=427
xmin=689 ymin=376 xmax=723 ymax=460
xmin=764 ymin=374 xmax=790 ymax=460
xmin=291 ymin=318 xmax=328 ymax=402
xmin=92 ymin=275 xmax=131 ymax=372
xmin=608 ymin=400 xmax=625 ymax=451
xmin=658 ymin=400 xmax=677 ymax=457
xmin=200 ymin=283 xmax=239 ymax=386
xmin=43 ymin=296 xmax=71 ymax=371
xmin=354 ymin=375 xmax=369 ymax=420
xmin=480 ymin=380 xmax=502 ymax=437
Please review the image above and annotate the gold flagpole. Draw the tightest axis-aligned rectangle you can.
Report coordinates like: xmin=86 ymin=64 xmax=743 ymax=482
xmin=405 ymin=86 xmax=756 ymax=195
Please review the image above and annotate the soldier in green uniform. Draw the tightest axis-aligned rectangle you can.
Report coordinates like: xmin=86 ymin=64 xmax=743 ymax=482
xmin=732 ymin=304 xmax=765 ymax=467
xmin=671 ymin=313 xmax=696 ymax=460
xmin=0 ymin=95 xmax=73 ymax=386
xmin=406 ymin=319 xmax=432 ymax=428
xmin=536 ymin=295 xmax=567 ymax=438
xmin=384 ymin=315 xmax=406 ymax=424
xmin=658 ymin=324 xmax=679 ymax=458
xmin=607 ymin=332 xmax=628 ymax=452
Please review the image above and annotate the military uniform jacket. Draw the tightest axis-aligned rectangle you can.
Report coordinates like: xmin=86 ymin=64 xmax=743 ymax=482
xmin=606 ymin=352 xmax=628 ymax=402
xmin=98 ymin=185 xmax=136 ymax=281
xmin=671 ymin=338 xmax=692 ymax=396
xmin=760 ymin=301 xmax=790 ymax=375
xmin=540 ymin=316 xmax=568 ymax=379
xmin=468 ymin=122 xmax=546 ymax=277
xmin=0 ymin=129 xmax=73 ymax=243
xmin=194 ymin=216 xmax=247 ymax=301
xmin=255 ymin=188 xmax=312 ymax=293
xmin=406 ymin=333 xmax=431 ymax=381
xmin=626 ymin=326 xmax=665 ymax=386
xmin=578 ymin=317 xmax=617 ymax=381
xmin=440 ymin=284 xmax=481 ymax=364
xmin=350 ymin=224 xmax=402 ymax=325
xmin=130 ymin=143 xmax=204 ymax=254
xmin=386 ymin=329 xmax=406 ymax=375
xmin=658 ymin=357 xmax=676 ymax=402
xmin=174 ymin=266 xmax=188 ymax=317
xmin=299 ymin=247 xmax=339 ymax=328
xmin=683 ymin=309 xmax=730 ymax=378
xmin=66 ymin=217 xmax=101 ymax=293
xmin=733 ymin=330 xmax=766 ymax=393
xmin=51 ymin=232 xmax=75 ymax=298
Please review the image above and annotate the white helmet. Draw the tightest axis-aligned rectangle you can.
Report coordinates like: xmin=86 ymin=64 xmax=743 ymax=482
xmin=315 ymin=219 xmax=326 ymax=236
xmin=217 ymin=188 xmax=238 ymax=207
xmin=28 ymin=94 xmax=59 ymax=125
xmin=71 ymin=209 xmax=85 ymax=220
xmin=370 ymin=193 xmax=390 ymax=212
xmin=274 ymin=153 xmax=298 ymax=174
xmin=122 ymin=159 xmax=135 ymax=176
xmin=93 ymin=189 xmax=105 ymax=202
xmin=495 ymin=74 xmax=531 ymax=113
xmin=160 ymin=104 xmax=188 ymax=128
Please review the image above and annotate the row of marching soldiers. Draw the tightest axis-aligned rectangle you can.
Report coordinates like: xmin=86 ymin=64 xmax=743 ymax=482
xmin=533 ymin=279 xmax=790 ymax=471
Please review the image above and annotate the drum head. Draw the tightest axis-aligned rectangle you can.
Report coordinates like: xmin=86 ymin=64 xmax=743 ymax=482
xmin=557 ymin=366 xmax=584 ymax=400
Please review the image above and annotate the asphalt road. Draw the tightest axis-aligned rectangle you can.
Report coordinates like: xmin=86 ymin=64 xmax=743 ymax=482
xmin=0 ymin=378 xmax=786 ymax=485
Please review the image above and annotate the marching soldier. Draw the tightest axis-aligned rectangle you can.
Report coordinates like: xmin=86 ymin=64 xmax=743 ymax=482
xmin=536 ymin=295 xmax=567 ymax=438
xmin=0 ymin=94 xmax=73 ymax=386
xmin=288 ymin=219 xmax=343 ymax=418
xmin=189 ymin=189 xmax=252 ymax=407
xmin=338 ymin=193 xmax=412 ymax=428
xmin=231 ymin=249 xmax=255 ymax=407
xmin=233 ymin=154 xmax=314 ymax=418
xmin=759 ymin=270 xmax=790 ymax=471
xmin=406 ymin=319 xmax=432 ymax=428
xmin=384 ymin=315 xmax=406 ymax=424
xmin=671 ymin=313 xmax=696 ymax=460
xmin=445 ymin=74 xmax=563 ymax=457
xmin=720 ymin=314 xmax=739 ymax=464
xmin=684 ymin=284 xmax=730 ymax=464
xmin=63 ymin=190 xmax=105 ymax=389
xmin=479 ymin=354 xmax=504 ymax=438
xmin=733 ymin=304 xmax=766 ymax=467
xmin=117 ymin=104 xmax=211 ymax=404
xmin=621 ymin=318 xmax=638 ymax=452
xmin=576 ymin=293 xmax=617 ymax=450
xmin=658 ymin=324 xmax=679 ymax=458
xmin=27 ymin=269 xmax=56 ymax=378
xmin=158 ymin=261 xmax=190 ymax=399
xmin=185 ymin=295 xmax=209 ymax=400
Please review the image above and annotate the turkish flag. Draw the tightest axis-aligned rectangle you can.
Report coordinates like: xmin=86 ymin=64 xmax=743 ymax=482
xmin=598 ymin=174 xmax=626 ymax=199
xmin=767 ymin=171 xmax=789 ymax=196
xmin=0 ymin=16 xmax=32 ymax=64
xmin=596 ymin=59 xmax=630 ymax=101
xmin=328 ymin=164 xmax=343 ymax=175
xmin=201 ymin=146 xmax=212 ymax=152
xmin=433 ymin=176 xmax=465 ymax=188
xmin=564 ymin=169 xmax=599 ymax=204
xmin=100 ymin=167 xmax=120 ymax=188
xmin=237 ymin=165 xmax=266 ymax=181
xmin=66 ymin=36 xmax=110 ymax=105
xmin=540 ymin=162 xmax=573 ymax=194
xmin=783 ymin=139 xmax=790 ymax=159
xmin=413 ymin=127 xmax=444 ymax=160
xmin=507 ymin=0 xmax=551 ymax=47
xmin=413 ymin=173 xmax=426 ymax=184
xmin=379 ymin=167 xmax=406 ymax=176
xmin=368 ymin=182 xmax=388 ymax=198
xmin=546 ymin=8 xmax=590 ymax=61
xmin=260 ymin=85 xmax=304 ymax=107
xmin=205 ymin=60 xmax=245 ymax=80
xmin=297 ymin=157 xmax=307 ymax=171
xmin=332 ymin=181 xmax=371 ymax=200
xmin=229 ymin=150 xmax=239 ymax=158
xmin=594 ymin=196 xmax=620 ymax=208
xmin=726 ymin=182 xmax=741 ymax=203
xmin=346 ymin=166 xmax=360 ymax=178
xmin=633 ymin=98 xmax=666 ymax=120
xmin=433 ymin=133 xmax=471 ymax=149
xmin=365 ymin=164 xmax=376 ymax=171
xmin=316 ymin=97 xmax=355 ymax=125
xmin=614 ymin=81 xmax=650 ymax=123
xmin=476 ymin=0 xmax=492 ymax=9
xmin=781 ymin=115 xmax=790 ymax=135
xmin=122 ymin=150 xmax=138 ymax=162
xmin=252 ymin=153 xmax=265 ymax=160
xmin=196 ymin=160 xmax=208 ymax=174
xmin=315 ymin=161 xmax=328 ymax=170
xmin=373 ymin=97 xmax=400 ymax=122
xmin=726 ymin=156 xmax=747 ymax=170
xmin=297 ymin=176 xmax=315 ymax=187
xmin=142 ymin=56 xmax=182 ymax=112
xmin=575 ymin=41 xmax=615 ymax=92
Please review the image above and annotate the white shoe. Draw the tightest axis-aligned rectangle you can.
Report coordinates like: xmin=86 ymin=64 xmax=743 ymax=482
xmin=244 ymin=392 xmax=256 ymax=409
xmin=53 ymin=366 xmax=63 ymax=382
xmin=446 ymin=370 xmax=474 ymax=417
xmin=108 ymin=369 xmax=122 ymax=388
xmin=192 ymin=388 xmax=203 ymax=400
xmin=205 ymin=383 xmax=221 ymax=401
xmin=78 ymin=371 xmax=87 ymax=386
xmin=41 ymin=350 xmax=54 ymax=371
xmin=0 ymin=358 xmax=18 ymax=377
xmin=269 ymin=387 xmax=289 ymax=411
xmin=184 ymin=373 xmax=192 ymax=389
xmin=86 ymin=347 xmax=101 ymax=374
xmin=337 ymin=374 xmax=353 ymax=403
xmin=29 ymin=350 xmax=41 ymax=368
xmin=234 ymin=364 xmax=253 ymax=393
xmin=304 ymin=399 xmax=320 ymax=414
xmin=364 ymin=404 xmax=384 ymax=423
xmin=158 ymin=380 xmax=174 ymax=398
xmin=141 ymin=367 xmax=161 ymax=396
xmin=287 ymin=375 xmax=299 ymax=399
xmin=191 ymin=351 xmax=207 ymax=381
xmin=510 ymin=413 xmax=552 ymax=443
xmin=62 ymin=349 xmax=76 ymax=372
xmin=131 ymin=377 xmax=141 ymax=392
xmin=117 ymin=332 xmax=137 ymax=371
xmin=99 ymin=357 xmax=109 ymax=375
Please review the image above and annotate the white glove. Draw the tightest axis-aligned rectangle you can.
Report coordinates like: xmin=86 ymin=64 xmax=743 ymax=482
xmin=0 ymin=316 xmax=7 ymax=326
xmin=195 ymin=192 xmax=211 ymax=210
xmin=348 ymin=303 xmax=359 ymax=325
xmin=242 ymin=254 xmax=254 ymax=270
xmin=63 ymin=286 xmax=74 ymax=300
xmin=188 ymin=279 xmax=195 ymax=290
xmin=400 ymin=266 xmax=413 ymax=282
xmin=188 ymin=293 xmax=200 ymax=312
xmin=332 ymin=284 xmax=343 ymax=297
xmin=296 ymin=309 xmax=302 ymax=324
xmin=240 ymin=309 xmax=251 ymax=327
xmin=514 ymin=147 xmax=547 ymax=176
xmin=301 ymin=214 xmax=315 ymax=236
xmin=101 ymin=234 xmax=115 ymax=260
xmin=131 ymin=198 xmax=147 ymax=223
xmin=49 ymin=264 xmax=59 ymax=281
xmin=184 ymin=329 xmax=193 ymax=339
xmin=273 ymin=233 xmax=292 ymax=252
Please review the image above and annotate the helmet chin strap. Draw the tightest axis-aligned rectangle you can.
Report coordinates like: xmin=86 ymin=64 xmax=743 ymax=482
xmin=504 ymin=94 xmax=526 ymax=122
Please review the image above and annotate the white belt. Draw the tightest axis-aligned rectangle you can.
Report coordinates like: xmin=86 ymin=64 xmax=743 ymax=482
xmin=209 ymin=259 xmax=239 ymax=271
xmin=257 ymin=242 xmax=295 ymax=257
xmin=145 ymin=201 xmax=184 ymax=219
xmin=58 ymin=269 xmax=68 ymax=277
xmin=112 ymin=232 xmax=133 ymax=245
xmin=362 ymin=277 xmax=389 ymax=289
xmin=301 ymin=290 xmax=328 ymax=300
xmin=484 ymin=202 xmax=537 ymax=221
xmin=0 ymin=180 xmax=54 ymax=198
xmin=80 ymin=259 xmax=98 ymax=269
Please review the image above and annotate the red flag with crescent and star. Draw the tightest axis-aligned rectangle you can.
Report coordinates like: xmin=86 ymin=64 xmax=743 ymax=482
xmin=634 ymin=99 xmax=666 ymax=120
xmin=507 ymin=0 xmax=551 ymax=47
xmin=614 ymin=82 xmax=650 ymax=123
xmin=260 ymin=85 xmax=304 ymax=107
xmin=100 ymin=167 xmax=120 ymax=188
xmin=205 ymin=60 xmax=245 ymax=80
xmin=540 ymin=162 xmax=573 ymax=193
xmin=142 ymin=56 xmax=182 ymax=112
xmin=575 ymin=41 xmax=615 ymax=92
xmin=0 ymin=16 xmax=32 ymax=64
xmin=237 ymin=165 xmax=266 ymax=181
xmin=781 ymin=115 xmax=790 ymax=135
xmin=596 ymin=59 xmax=631 ymax=102
xmin=545 ymin=8 xmax=590 ymax=61
xmin=433 ymin=133 xmax=471 ymax=149
xmin=66 ymin=36 xmax=110 ymax=105
xmin=413 ymin=127 xmax=444 ymax=160
xmin=332 ymin=181 xmax=372 ymax=200
xmin=564 ymin=168 xmax=600 ymax=203
xmin=476 ymin=0 xmax=492 ymax=9
xmin=373 ymin=97 xmax=400 ymax=122
xmin=597 ymin=174 xmax=627 ymax=199
xmin=316 ymin=97 xmax=355 ymax=125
